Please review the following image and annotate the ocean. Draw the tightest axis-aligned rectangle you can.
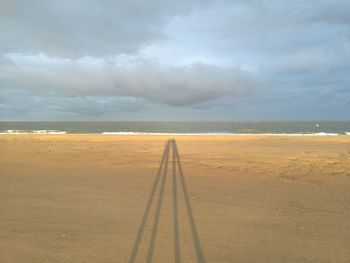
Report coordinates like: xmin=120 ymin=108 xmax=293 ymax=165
xmin=1 ymin=121 xmax=350 ymax=135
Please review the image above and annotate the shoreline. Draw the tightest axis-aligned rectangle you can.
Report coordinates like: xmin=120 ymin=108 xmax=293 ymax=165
xmin=0 ymin=132 xmax=347 ymax=136
xmin=2 ymin=133 xmax=350 ymax=144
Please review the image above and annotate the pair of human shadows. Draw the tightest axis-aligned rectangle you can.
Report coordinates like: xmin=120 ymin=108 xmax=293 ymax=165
xmin=128 ymin=139 xmax=205 ymax=263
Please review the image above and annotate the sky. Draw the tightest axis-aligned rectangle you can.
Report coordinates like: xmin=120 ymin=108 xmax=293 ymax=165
xmin=0 ymin=0 xmax=349 ymax=120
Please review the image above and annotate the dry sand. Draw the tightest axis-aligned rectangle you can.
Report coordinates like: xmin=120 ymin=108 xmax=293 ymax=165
xmin=1 ymin=135 xmax=350 ymax=262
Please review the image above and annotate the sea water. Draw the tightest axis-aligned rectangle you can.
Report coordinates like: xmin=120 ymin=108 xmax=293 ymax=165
xmin=1 ymin=121 xmax=350 ymax=135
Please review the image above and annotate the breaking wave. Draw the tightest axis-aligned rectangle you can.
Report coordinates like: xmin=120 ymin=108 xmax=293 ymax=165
xmin=1 ymin=130 xmax=67 ymax=134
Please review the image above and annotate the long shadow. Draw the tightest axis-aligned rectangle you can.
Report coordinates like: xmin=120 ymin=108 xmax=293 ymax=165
xmin=173 ymin=139 xmax=206 ymax=263
xmin=128 ymin=139 xmax=205 ymax=263
xmin=172 ymin=139 xmax=181 ymax=263
xmin=128 ymin=140 xmax=171 ymax=263
xmin=146 ymin=139 xmax=171 ymax=263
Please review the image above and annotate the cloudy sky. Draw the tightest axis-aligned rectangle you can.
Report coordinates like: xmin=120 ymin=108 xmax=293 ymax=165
xmin=0 ymin=0 xmax=349 ymax=120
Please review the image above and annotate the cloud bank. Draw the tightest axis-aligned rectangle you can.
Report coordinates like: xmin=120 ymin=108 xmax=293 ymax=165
xmin=1 ymin=53 xmax=258 ymax=106
xmin=0 ymin=0 xmax=349 ymax=120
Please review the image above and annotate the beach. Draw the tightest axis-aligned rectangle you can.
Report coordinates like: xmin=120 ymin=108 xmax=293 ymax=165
xmin=1 ymin=134 xmax=350 ymax=262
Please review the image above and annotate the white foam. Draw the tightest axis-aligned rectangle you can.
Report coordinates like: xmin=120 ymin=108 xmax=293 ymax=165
xmin=33 ymin=130 xmax=67 ymax=134
xmin=1 ymin=130 xmax=66 ymax=134
xmin=345 ymin=132 xmax=350 ymax=135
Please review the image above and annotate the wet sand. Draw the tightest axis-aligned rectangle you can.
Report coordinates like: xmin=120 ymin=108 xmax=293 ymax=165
xmin=1 ymin=135 xmax=350 ymax=262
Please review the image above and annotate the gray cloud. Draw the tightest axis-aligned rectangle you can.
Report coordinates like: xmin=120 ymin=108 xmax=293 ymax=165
xmin=164 ymin=0 xmax=350 ymax=97
xmin=111 ymin=62 xmax=257 ymax=106
xmin=0 ymin=54 xmax=258 ymax=106
xmin=0 ymin=0 xmax=210 ymax=57
xmin=0 ymin=90 xmax=149 ymax=120
xmin=0 ymin=0 xmax=349 ymax=120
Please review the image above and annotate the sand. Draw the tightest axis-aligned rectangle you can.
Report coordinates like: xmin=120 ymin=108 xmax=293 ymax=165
xmin=1 ymin=134 xmax=350 ymax=262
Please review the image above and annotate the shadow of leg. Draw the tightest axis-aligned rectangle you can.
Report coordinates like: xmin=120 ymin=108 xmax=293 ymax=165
xmin=172 ymin=139 xmax=181 ymax=263
xmin=128 ymin=140 xmax=171 ymax=263
xmin=146 ymin=140 xmax=171 ymax=263
xmin=173 ymin=140 xmax=206 ymax=263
